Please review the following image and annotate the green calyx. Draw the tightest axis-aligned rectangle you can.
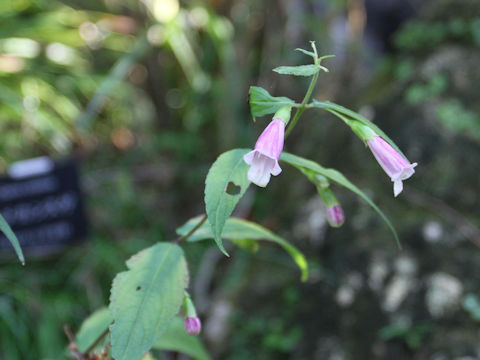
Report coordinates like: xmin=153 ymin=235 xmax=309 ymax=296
xmin=183 ymin=292 xmax=197 ymax=318
xmin=317 ymin=186 xmax=339 ymax=208
xmin=349 ymin=121 xmax=377 ymax=143
xmin=274 ymin=106 xmax=292 ymax=125
xmin=299 ymin=169 xmax=339 ymax=207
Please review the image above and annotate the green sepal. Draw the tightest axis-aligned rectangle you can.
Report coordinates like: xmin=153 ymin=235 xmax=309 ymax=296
xmin=349 ymin=121 xmax=377 ymax=143
xmin=317 ymin=186 xmax=339 ymax=208
xmin=273 ymin=106 xmax=292 ymax=124
xmin=183 ymin=293 xmax=197 ymax=318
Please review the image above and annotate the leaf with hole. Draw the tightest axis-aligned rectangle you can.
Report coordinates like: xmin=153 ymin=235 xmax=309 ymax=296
xmin=109 ymin=242 xmax=189 ymax=360
xmin=204 ymin=149 xmax=251 ymax=255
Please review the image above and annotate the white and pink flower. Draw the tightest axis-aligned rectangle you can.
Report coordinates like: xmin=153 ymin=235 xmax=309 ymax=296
xmin=367 ymin=135 xmax=417 ymax=197
xmin=244 ymin=118 xmax=285 ymax=187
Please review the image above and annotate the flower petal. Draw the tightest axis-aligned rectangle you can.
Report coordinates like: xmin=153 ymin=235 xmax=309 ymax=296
xmin=271 ymin=161 xmax=282 ymax=176
xmin=243 ymin=150 xmax=257 ymax=165
xmin=393 ymin=180 xmax=403 ymax=197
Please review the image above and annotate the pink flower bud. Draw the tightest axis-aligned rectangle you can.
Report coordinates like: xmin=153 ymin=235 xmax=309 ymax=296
xmin=184 ymin=316 xmax=202 ymax=335
xmin=326 ymin=205 xmax=345 ymax=228
xmin=244 ymin=118 xmax=285 ymax=187
xmin=367 ymin=136 xmax=418 ymax=197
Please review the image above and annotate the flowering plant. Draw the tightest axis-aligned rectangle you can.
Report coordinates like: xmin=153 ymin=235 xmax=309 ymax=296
xmin=43 ymin=42 xmax=416 ymax=360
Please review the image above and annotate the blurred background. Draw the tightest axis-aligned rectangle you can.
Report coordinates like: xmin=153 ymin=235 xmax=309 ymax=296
xmin=1 ymin=0 xmax=480 ymax=359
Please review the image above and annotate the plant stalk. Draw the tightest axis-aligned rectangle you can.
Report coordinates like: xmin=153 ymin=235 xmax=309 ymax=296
xmin=285 ymin=71 xmax=319 ymax=137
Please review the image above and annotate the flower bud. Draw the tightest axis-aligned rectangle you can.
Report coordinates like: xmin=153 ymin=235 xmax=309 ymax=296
xmin=183 ymin=292 xmax=201 ymax=335
xmin=184 ymin=316 xmax=202 ymax=335
xmin=326 ymin=204 xmax=345 ymax=228
xmin=315 ymin=183 xmax=345 ymax=228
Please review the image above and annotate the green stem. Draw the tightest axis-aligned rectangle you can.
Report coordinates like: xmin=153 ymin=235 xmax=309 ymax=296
xmin=175 ymin=214 xmax=208 ymax=244
xmin=285 ymin=71 xmax=319 ymax=137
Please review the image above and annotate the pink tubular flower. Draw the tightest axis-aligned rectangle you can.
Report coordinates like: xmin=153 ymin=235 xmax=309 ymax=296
xmin=326 ymin=205 xmax=345 ymax=228
xmin=367 ymin=136 xmax=418 ymax=197
xmin=184 ymin=316 xmax=202 ymax=335
xmin=244 ymin=118 xmax=285 ymax=187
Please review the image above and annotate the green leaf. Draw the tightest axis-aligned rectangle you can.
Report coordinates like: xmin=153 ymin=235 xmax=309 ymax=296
xmin=273 ymin=64 xmax=321 ymax=76
xmin=229 ymin=238 xmax=260 ymax=253
xmin=249 ymin=86 xmax=295 ymax=118
xmin=109 ymin=243 xmax=189 ymax=360
xmin=153 ymin=317 xmax=211 ymax=360
xmin=311 ymin=100 xmax=406 ymax=158
xmin=75 ymin=307 xmax=112 ymax=353
xmin=280 ymin=152 xmax=401 ymax=249
xmin=295 ymin=48 xmax=316 ymax=58
xmin=204 ymin=149 xmax=251 ymax=255
xmin=0 ymin=214 xmax=24 ymax=265
xmin=177 ymin=216 xmax=308 ymax=281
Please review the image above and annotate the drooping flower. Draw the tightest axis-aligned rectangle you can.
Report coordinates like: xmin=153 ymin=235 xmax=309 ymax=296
xmin=244 ymin=118 xmax=285 ymax=187
xmin=326 ymin=204 xmax=345 ymax=228
xmin=367 ymin=135 xmax=417 ymax=197
xmin=184 ymin=316 xmax=202 ymax=335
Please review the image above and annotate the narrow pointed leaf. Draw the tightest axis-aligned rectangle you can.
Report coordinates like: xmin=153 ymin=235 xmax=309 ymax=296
xmin=249 ymin=86 xmax=295 ymax=118
xmin=295 ymin=48 xmax=316 ymax=59
xmin=273 ymin=64 xmax=321 ymax=76
xmin=280 ymin=152 xmax=401 ymax=248
xmin=204 ymin=149 xmax=251 ymax=256
xmin=177 ymin=216 xmax=308 ymax=281
xmin=295 ymin=48 xmax=316 ymax=58
xmin=154 ymin=317 xmax=211 ymax=360
xmin=311 ymin=100 xmax=406 ymax=158
xmin=0 ymin=214 xmax=24 ymax=265
xmin=109 ymin=243 xmax=189 ymax=360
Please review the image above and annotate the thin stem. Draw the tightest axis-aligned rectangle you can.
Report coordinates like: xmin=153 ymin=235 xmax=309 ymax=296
xmin=84 ymin=326 xmax=110 ymax=355
xmin=285 ymin=70 xmax=319 ymax=137
xmin=175 ymin=214 xmax=208 ymax=244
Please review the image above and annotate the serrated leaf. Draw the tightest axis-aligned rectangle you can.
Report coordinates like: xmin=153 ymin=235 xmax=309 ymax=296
xmin=109 ymin=243 xmax=189 ymax=360
xmin=177 ymin=217 xmax=308 ymax=281
xmin=204 ymin=149 xmax=251 ymax=255
xmin=280 ymin=152 xmax=401 ymax=249
xmin=153 ymin=317 xmax=211 ymax=360
xmin=311 ymin=100 xmax=406 ymax=158
xmin=249 ymin=86 xmax=295 ymax=118
xmin=0 ymin=214 xmax=24 ymax=265
xmin=76 ymin=307 xmax=112 ymax=353
xmin=273 ymin=64 xmax=321 ymax=76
